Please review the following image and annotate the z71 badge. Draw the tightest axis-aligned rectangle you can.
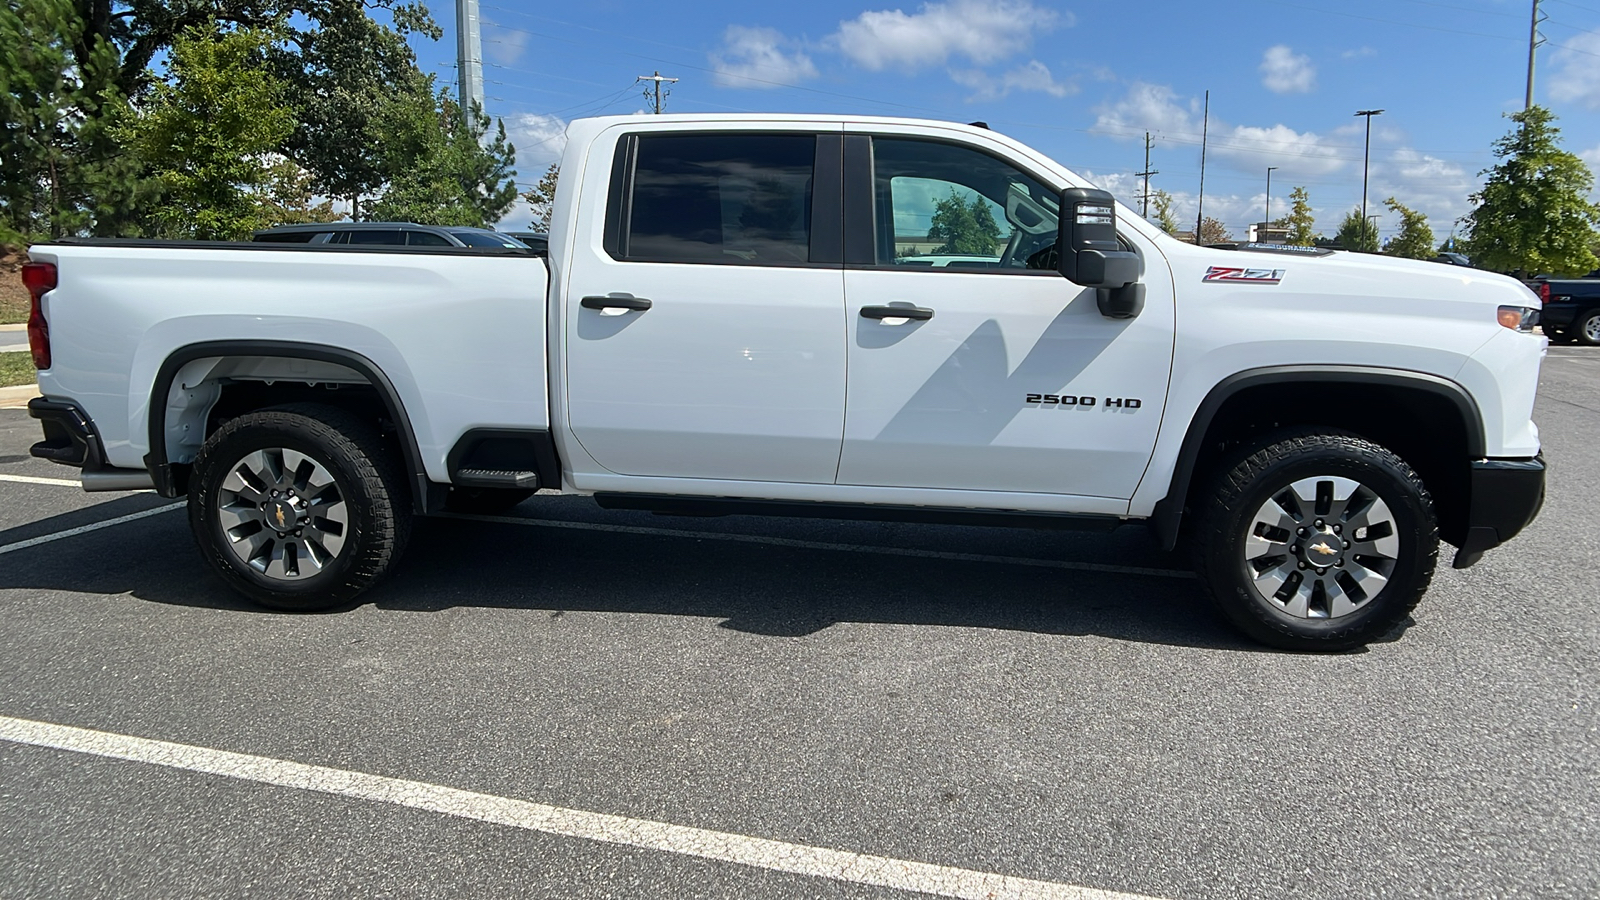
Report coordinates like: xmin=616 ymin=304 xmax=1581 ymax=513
xmin=1203 ymin=266 xmax=1285 ymax=284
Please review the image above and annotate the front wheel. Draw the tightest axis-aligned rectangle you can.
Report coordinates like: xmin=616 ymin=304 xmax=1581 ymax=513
xmin=1194 ymin=433 xmax=1438 ymax=651
xmin=188 ymin=404 xmax=413 ymax=611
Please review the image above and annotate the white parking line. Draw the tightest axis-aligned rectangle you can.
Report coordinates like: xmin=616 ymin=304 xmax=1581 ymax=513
xmin=0 ymin=714 xmax=1167 ymax=900
xmin=0 ymin=473 xmax=82 ymax=487
xmin=448 ymin=512 xmax=1197 ymax=580
xmin=0 ymin=503 xmax=183 ymax=557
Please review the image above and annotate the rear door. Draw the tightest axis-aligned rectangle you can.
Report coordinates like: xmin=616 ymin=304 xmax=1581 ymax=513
xmin=562 ymin=128 xmax=849 ymax=484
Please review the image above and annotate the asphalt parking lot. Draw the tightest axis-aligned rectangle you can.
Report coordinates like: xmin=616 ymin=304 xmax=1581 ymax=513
xmin=1 ymin=349 xmax=1596 ymax=900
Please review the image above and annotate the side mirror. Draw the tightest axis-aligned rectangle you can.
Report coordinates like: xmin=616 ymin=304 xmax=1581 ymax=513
xmin=1058 ymin=187 xmax=1143 ymax=319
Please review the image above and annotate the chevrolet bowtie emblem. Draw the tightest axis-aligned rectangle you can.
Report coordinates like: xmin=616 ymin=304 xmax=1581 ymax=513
xmin=274 ymin=506 xmax=288 ymax=529
xmin=1310 ymin=541 xmax=1336 ymax=556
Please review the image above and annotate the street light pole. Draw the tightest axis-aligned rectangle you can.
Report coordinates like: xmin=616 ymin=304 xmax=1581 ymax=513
xmin=1264 ymin=166 xmax=1278 ymax=239
xmin=1354 ymin=109 xmax=1384 ymax=241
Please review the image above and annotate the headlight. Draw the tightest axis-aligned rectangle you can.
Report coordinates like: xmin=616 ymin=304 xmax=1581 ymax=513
xmin=1497 ymin=306 xmax=1539 ymax=333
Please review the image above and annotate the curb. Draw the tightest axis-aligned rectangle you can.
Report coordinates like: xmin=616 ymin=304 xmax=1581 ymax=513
xmin=0 ymin=384 xmax=39 ymax=410
xmin=0 ymin=324 xmax=26 ymax=333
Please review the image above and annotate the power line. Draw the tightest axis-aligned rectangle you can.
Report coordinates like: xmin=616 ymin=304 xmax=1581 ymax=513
xmin=635 ymin=71 xmax=678 ymax=114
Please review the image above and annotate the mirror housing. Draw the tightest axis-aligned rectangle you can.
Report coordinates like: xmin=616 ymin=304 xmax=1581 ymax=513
xmin=1057 ymin=187 xmax=1143 ymax=318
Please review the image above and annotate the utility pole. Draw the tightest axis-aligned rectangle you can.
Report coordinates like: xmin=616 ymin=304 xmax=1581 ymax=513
xmin=1264 ymin=166 xmax=1278 ymax=238
xmin=636 ymin=71 xmax=679 ymax=114
xmin=1354 ymin=109 xmax=1384 ymax=236
xmin=1135 ymin=132 xmax=1159 ymax=218
xmin=1195 ymin=90 xmax=1209 ymax=243
xmin=1526 ymin=0 xmax=1546 ymax=110
xmin=454 ymin=0 xmax=484 ymax=123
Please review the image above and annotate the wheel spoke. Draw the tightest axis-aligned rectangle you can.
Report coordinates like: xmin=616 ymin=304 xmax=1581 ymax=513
xmin=1245 ymin=506 xmax=1298 ymax=560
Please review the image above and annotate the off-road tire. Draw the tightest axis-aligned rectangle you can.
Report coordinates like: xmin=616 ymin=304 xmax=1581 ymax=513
xmin=188 ymin=403 xmax=412 ymax=611
xmin=1193 ymin=433 xmax=1438 ymax=651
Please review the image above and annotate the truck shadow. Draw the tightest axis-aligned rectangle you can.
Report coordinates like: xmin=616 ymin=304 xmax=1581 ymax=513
xmin=0 ymin=498 xmax=1345 ymax=653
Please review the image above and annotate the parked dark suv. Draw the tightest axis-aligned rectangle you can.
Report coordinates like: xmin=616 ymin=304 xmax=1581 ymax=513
xmin=252 ymin=222 xmax=533 ymax=250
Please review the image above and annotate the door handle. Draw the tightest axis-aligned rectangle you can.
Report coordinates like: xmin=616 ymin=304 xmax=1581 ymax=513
xmin=581 ymin=295 xmax=653 ymax=313
xmin=860 ymin=305 xmax=933 ymax=322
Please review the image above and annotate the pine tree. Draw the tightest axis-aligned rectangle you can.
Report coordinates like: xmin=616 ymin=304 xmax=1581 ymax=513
xmin=1462 ymin=106 xmax=1599 ymax=277
xmin=522 ymin=163 xmax=559 ymax=231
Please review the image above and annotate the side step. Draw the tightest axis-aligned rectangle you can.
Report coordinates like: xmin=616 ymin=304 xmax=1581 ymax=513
xmin=453 ymin=468 xmax=539 ymax=489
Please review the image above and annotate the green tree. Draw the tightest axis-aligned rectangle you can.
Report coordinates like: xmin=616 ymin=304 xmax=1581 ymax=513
xmin=1197 ymin=216 xmax=1232 ymax=245
xmin=274 ymin=0 xmax=440 ymax=218
xmin=927 ymin=188 xmax=1001 ymax=255
xmin=1149 ymin=189 xmax=1180 ymax=235
xmin=366 ymin=82 xmax=518 ymax=227
xmin=0 ymin=0 xmax=147 ymax=241
xmin=1335 ymin=209 xmax=1379 ymax=252
xmin=116 ymin=25 xmax=296 ymax=239
xmin=1461 ymin=106 xmax=1600 ymax=277
xmin=1282 ymin=186 xmax=1317 ymax=247
xmin=1381 ymin=198 xmax=1434 ymax=259
xmin=522 ymin=163 xmax=559 ymax=231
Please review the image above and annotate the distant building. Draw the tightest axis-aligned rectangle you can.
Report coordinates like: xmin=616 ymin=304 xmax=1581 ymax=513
xmin=1248 ymin=223 xmax=1290 ymax=243
xmin=895 ymin=235 xmax=943 ymax=257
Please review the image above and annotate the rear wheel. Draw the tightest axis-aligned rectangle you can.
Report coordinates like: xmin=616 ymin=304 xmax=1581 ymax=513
xmin=1575 ymin=310 xmax=1600 ymax=346
xmin=188 ymin=404 xmax=412 ymax=611
xmin=1194 ymin=433 xmax=1438 ymax=651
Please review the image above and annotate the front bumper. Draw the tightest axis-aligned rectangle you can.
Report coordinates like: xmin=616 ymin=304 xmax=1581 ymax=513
xmin=1452 ymin=455 xmax=1546 ymax=569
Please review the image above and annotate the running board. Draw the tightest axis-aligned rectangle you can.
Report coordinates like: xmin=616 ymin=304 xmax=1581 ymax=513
xmin=454 ymin=468 xmax=539 ymax=489
xmin=592 ymin=493 xmax=1126 ymax=532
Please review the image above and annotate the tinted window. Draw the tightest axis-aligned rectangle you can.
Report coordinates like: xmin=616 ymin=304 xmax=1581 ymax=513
xmin=872 ymin=138 xmax=1058 ymax=272
xmin=345 ymin=230 xmax=406 ymax=245
xmin=408 ymin=231 xmax=452 ymax=247
xmin=625 ymin=133 xmax=815 ymax=265
xmin=449 ymin=230 xmax=521 ymax=248
xmin=253 ymin=231 xmax=318 ymax=243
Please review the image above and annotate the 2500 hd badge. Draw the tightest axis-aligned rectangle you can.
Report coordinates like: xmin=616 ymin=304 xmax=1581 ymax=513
xmin=1024 ymin=394 xmax=1143 ymax=408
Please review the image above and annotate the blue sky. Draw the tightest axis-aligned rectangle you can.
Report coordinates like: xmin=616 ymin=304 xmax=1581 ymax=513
xmin=407 ymin=0 xmax=1600 ymax=242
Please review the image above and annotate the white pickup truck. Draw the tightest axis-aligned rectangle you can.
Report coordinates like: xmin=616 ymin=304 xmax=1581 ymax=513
xmin=21 ymin=114 xmax=1546 ymax=650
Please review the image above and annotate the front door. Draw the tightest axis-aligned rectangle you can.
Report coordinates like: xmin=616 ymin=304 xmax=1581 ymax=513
xmin=837 ymin=134 xmax=1174 ymax=500
xmin=564 ymin=130 xmax=848 ymax=484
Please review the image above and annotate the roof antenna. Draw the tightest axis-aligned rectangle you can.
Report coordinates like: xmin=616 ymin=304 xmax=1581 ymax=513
xmin=968 ymin=121 xmax=989 ymax=129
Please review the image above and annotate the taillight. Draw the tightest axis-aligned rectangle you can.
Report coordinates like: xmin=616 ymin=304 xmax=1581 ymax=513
xmin=21 ymin=262 xmax=55 ymax=370
xmin=1537 ymin=282 xmax=1550 ymax=305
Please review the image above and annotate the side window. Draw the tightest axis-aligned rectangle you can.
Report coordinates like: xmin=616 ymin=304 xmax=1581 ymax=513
xmin=407 ymin=231 xmax=452 ymax=247
xmin=871 ymin=137 xmax=1059 ymax=272
xmin=346 ymin=230 xmax=406 ymax=245
xmin=622 ymin=133 xmax=816 ymax=266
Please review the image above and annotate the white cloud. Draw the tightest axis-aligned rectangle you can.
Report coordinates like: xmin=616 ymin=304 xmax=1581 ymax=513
xmin=950 ymin=60 xmax=1075 ymax=101
xmin=1093 ymin=82 xmax=1347 ymax=176
xmin=506 ymin=113 xmax=569 ymax=171
xmin=710 ymin=25 xmax=819 ymax=89
xmin=1260 ymin=45 xmax=1315 ymax=94
xmin=482 ymin=19 xmax=529 ymax=66
xmin=1550 ymin=29 xmax=1600 ymax=109
xmin=1372 ymin=148 xmax=1478 ymax=228
xmin=1341 ymin=46 xmax=1376 ymax=60
xmin=832 ymin=0 xmax=1066 ymax=72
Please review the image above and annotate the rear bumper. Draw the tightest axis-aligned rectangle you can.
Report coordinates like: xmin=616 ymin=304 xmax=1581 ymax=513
xmin=27 ymin=397 xmax=104 ymax=470
xmin=1452 ymin=456 xmax=1545 ymax=569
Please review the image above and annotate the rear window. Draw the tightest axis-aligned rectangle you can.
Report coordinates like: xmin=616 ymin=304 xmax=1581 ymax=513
xmin=620 ymin=133 xmax=816 ymax=266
